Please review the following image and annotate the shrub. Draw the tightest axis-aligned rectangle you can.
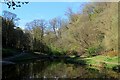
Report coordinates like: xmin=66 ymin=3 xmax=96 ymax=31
xmin=86 ymin=45 xmax=103 ymax=57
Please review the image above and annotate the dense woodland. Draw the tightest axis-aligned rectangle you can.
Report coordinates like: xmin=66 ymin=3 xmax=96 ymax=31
xmin=2 ymin=2 xmax=118 ymax=57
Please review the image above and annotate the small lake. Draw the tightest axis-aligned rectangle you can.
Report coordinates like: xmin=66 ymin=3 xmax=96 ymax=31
xmin=2 ymin=59 xmax=119 ymax=80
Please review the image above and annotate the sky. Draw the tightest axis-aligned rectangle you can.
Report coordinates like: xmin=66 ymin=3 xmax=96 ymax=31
xmin=1 ymin=2 xmax=89 ymax=29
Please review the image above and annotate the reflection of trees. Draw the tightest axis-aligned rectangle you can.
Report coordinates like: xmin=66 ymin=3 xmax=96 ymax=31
xmin=2 ymin=60 xmax=120 ymax=79
xmin=2 ymin=60 xmax=51 ymax=79
xmin=14 ymin=60 xmax=53 ymax=79
xmin=2 ymin=65 xmax=18 ymax=79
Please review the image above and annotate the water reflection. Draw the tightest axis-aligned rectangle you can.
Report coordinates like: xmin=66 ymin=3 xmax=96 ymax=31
xmin=2 ymin=59 xmax=120 ymax=80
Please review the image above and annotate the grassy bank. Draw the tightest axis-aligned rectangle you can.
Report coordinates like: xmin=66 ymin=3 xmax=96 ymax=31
xmin=72 ymin=54 xmax=119 ymax=71
xmin=3 ymin=49 xmax=119 ymax=72
xmin=85 ymin=56 xmax=119 ymax=69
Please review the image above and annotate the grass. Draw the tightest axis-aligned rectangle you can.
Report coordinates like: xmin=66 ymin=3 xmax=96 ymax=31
xmin=70 ymin=50 xmax=119 ymax=70
xmin=3 ymin=48 xmax=119 ymax=70
xmin=83 ymin=55 xmax=119 ymax=69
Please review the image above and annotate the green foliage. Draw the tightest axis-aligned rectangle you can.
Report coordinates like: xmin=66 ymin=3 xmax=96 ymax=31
xmin=86 ymin=47 xmax=96 ymax=56
xmin=86 ymin=46 xmax=103 ymax=57
xmin=85 ymin=55 xmax=119 ymax=70
xmin=48 ymin=46 xmax=63 ymax=55
xmin=43 ymin=3 xmax=117 ymax=56
xmin=2 ymin=3 xmax=118 ymax=57
xmin=25 ymin=19 xmax=47 ymax=52
xmin=2 ymin=11 xmax=32 ymax=53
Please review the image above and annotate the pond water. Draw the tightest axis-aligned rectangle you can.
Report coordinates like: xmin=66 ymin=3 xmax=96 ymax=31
xmin=2 ymin=59 xmax=120 ymax=80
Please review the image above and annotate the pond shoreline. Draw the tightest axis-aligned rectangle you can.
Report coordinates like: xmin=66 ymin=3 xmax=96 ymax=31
xmin=2 ymin=53 xmax=120 ymax=79
xmin=2 ymin=52 xmax=120 ymax=73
